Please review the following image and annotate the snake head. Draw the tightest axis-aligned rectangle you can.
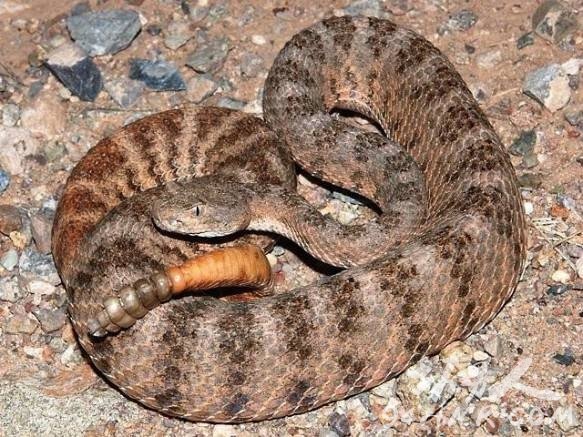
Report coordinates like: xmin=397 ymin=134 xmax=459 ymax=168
xmin=151 ymin=178 xmax=252 ymax=238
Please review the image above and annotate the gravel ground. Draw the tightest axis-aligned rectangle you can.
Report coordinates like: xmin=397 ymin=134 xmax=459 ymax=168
xmin=0 ymin=0 xmax=582 ymax=435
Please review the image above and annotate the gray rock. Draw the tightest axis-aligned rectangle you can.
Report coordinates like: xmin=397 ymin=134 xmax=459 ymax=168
xmin=328 ymin=411 xmax=350 ymax=436
xmin=484 ymin=335 xmax=504 ymax=357
xmin=164 ymin=20 xmax=192 ymax=50
xmin=145 ymin=24 xmax=162 ymax=36
xmin=0 ymin=127 xmax=40 ymax=175
xmin=476 ymin=50 xmax=502 ymax=69
xmin=523 ymin=64 xmax=571 ymax=112
xmin=216 ymin=96 xmax=246 ymax=110
xmin=44 ymin=141 xmax=67 ymax=162
xmin=129 ymin=59 xmax=186 ymax=91
xmin=18 ymin=247 xmax=59 ymax=284
xmin=522 ymin=152 xmax=539 ymax=168
xmin=0 ymin=249 xmax=19 ymax=271
xmin=2 ymin=103 xmax=20 ymax=127
xmin=240 ymin=52 xmax=264 ymax=78
xmin=439 ymin=10 xmax=478 ymax=34
xmin=66 ymin=9 xmax=142 ymax=56
xmin=208 ymin=1 xmax=229 ymax=20
xmin=331 ymin=191 xmax=364 ymax=205
xmin=517 ymin=32 xmax=535 ymax=49
xmin=553 ymin=349 xmax=575 ymax=366
xmin=532 ymin=0 xmax=578 ymax=45
xmin=32 ymin=307 xmax=67 ymax=333
xmin=509 ymin=130 xmax=536 ymax=156
xmin=564 ymin=104 xmax=583 ymax=129
xmin=186 ymin=75 xmax=218 ymax=103
xmin=181 ymin=0 xmax=209 ymax=22
xmin=0 ymin=168 xmax=9 ymax=193
xmin=0 ymin=277 xmax=24 ymax=302
xmin=554 ymin=405 xmax=580 ymax=432
xmin=45 ymin=43 xmax=103 ymax=101
xmin=518 ymin=172 xmax=543 ymax=188
xmin=104 ymin=77 xmax=145 ymax=107
xmin=186 ymin=38 xmax=229 ymax=74
xmin=343 ymin=0 xmax=388 ymax=18
xmin=319 ymin=428 xmax=340 ymax=437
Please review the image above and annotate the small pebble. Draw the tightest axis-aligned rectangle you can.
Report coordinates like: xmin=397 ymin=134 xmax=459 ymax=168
xmin=440 ymin=341 xmax=473 ymax=372
xmin=553 ymin=350 xmax=575 ymax=366
xmin=104 ymin=77 xmax=145 ymax=107
xmin=164 ymin=20 xmax=192 ymax=50
xmin=328 ymin=411 xmax=350 ymax=437
xmin=331 ymin=191 xmax=364 ymax=205
xmin=532 ymin=0 xmax=578 ymax=45
xmin=211 ymin=424 xmax=237 ymax=437
xmin=551 ymin=269 xmax=571 ymax=284
xmin=129 ymin=59 xmax=186 ymax=91
xmin=517 ymin=32 xmax=535 ymax=49
xmin=553 ymin=405 xmax=580 ymax=432
xmin=185 ymin=3 xmax=209 ymax=22
xmin=343 ymin=0 xmax=388 ymax=19
xmin=2 ymin=103 xmax=21 ymax=127
xmin=518 ymin=172 xmax=543 ymax=188
xmin=546 ymin=284 xmax=571 ymax=296
xmin=476 ymin=50 xmax=501 ymax=69
xmin=439 ymin=9 xmax=478 ymax=34
xmin=4 ymin=314 xmax=39 ymax=335
xmin=32 ymin=307 xmax=67 ymax=333
xmin=564 ymin=104 xmax=583 ymax=130
xmin=576 ymin=256 xmax=583 ymax=279
xmin=0 ymin=248 xmax=19 ymax=270
xmin=266 ymin=253 xmax=278 ymax=266
xmin=0 ymin=277 xmax=24 ymax=302
xmin=522 ymin=152 xmax=539 ymax=169
xmin=240 ymin=52 xmax=264 ymax=78
xmin=186 ymin=75 xmax=218 ymax=103
xmin=523 ymin=201 xmax=534 ymax=215
xmin=30 ymin=210 xmax=53 ymax=254
xmin=473 ymin=350 xmax=490 ymax=362
xmin=19 ymin=248 xmax=59 ymax=284
xmin=186 ymin=37 xmax=230 ymax=74
xmin=216 ymin=97 xmax=246 ymax=110
xmin=271 ymin=245 xmax=285 ymax=257
xmin=509 ymin=130 xmax=536 ymax=156
xmin=208 ymin=1 xmax=229 ymax=20
xmin=146 ymin=24 xmax=162 ymax=36
xmin=251 ymin=34 xmax=266 ymax=45
xmin=0 ymin=169 xmax=10 ymax=193
xmin=44 ymin=141 xmax=67 ymax=162
xmin=523 ymin=64 xmax=571 ymax=112
xmin=484 ymin=335 xmax=504 ymax=357
xmin=45 ymin=43 xmax=103 ymax=101
xmin=67 ymin=9 xmax=142 ymax=56
xmin=26 ymin=279 xmax=57 ymax=299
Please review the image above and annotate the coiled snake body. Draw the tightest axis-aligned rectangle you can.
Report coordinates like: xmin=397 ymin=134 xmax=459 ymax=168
xmin=52 ymin=17 xmax=526 ymax=422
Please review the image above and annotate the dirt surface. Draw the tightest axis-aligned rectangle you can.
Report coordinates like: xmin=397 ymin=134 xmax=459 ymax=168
xmin=0 ymin=0 xmax=582 ymax=436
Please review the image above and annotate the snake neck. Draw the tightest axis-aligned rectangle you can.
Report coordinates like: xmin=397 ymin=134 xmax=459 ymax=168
xmin=246 ymin=189 xmax=409 ymax=268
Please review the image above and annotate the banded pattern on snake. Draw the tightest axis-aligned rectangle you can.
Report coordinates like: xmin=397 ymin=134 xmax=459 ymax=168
xmin=51 ymin=16 xmax=526 ymax=422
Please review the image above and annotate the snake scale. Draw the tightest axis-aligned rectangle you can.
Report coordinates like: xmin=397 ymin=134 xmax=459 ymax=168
xmin=51 ymin=17 xmax=527 ymax=422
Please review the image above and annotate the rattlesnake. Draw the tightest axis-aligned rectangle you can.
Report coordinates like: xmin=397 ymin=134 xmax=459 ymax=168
xmin=51 ymin=16 xmax=527 ymax=422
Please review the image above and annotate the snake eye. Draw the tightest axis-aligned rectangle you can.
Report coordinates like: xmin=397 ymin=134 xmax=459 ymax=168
xmin=193 ymin=205 xmax=203 ymax=217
